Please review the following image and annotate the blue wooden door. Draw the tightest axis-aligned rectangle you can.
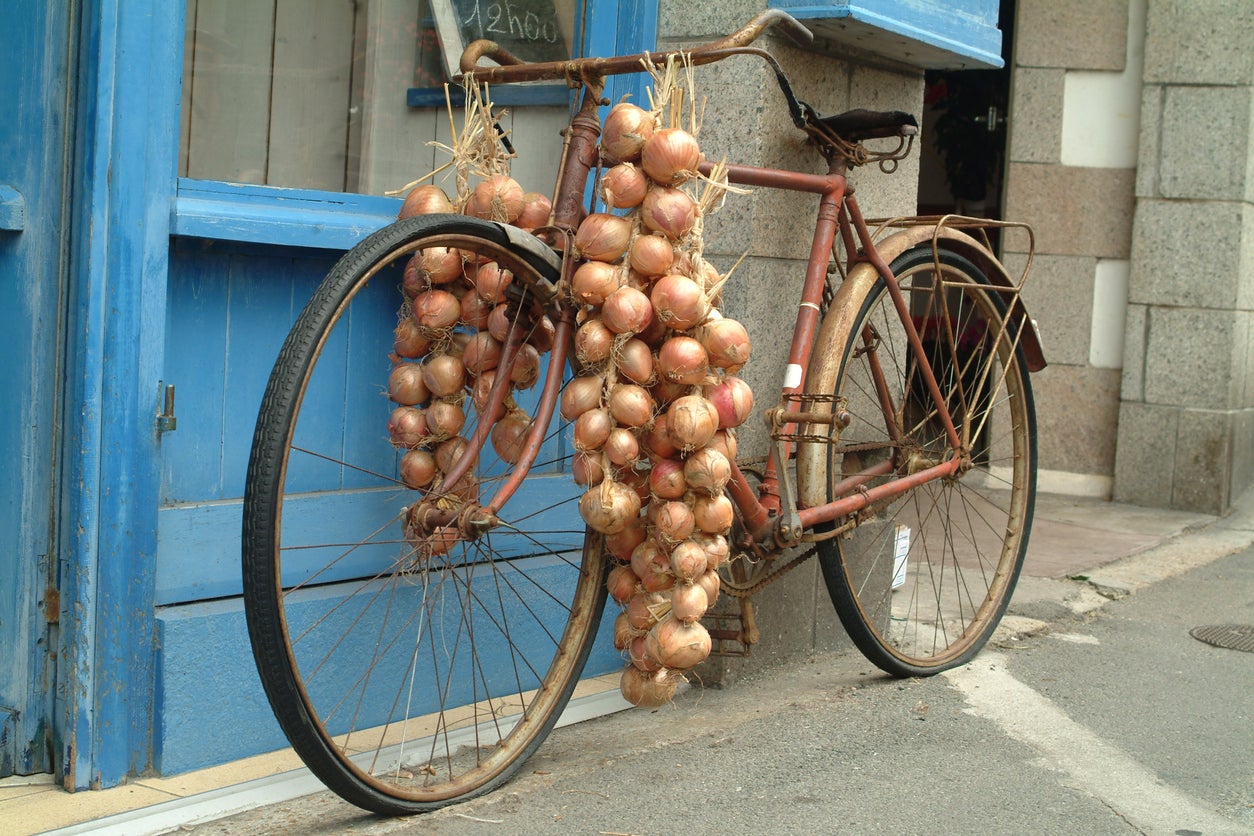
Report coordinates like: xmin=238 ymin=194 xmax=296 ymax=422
xmin=0 ymin=2 xmax=75 ymax=777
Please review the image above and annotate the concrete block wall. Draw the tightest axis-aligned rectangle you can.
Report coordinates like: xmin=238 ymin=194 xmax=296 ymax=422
xmin=653 ymin=2 xmax=924 ymax=682
xmin=1002 ymin=0 xmax=1141 ymax=498
xmin=1114 ymin=2 xmax=1254 ymax=513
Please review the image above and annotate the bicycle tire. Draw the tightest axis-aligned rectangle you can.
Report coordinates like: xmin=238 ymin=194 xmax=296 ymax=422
xmin=242 ymin=214 xmax=608 ymax=815
xmin=810 ymin=246 xmax=1036 ymax=676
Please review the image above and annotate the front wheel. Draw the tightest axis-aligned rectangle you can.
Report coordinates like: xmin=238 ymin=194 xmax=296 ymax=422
xmin=242 ymin=215 xmax=608 ymax=814
xmin=811 ymin=247 xmax=1036 ymax=676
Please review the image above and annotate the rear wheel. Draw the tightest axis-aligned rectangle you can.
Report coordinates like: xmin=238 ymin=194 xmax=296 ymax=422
xmin=813 ymin=247 xmax=1036 ymax=676
xmin=242 ymin=215 xmax=607 ymax=814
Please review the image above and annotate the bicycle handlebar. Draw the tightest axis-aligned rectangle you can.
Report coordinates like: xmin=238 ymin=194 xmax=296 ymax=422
xmin=456 ymin=9 xmax=813 ymax=85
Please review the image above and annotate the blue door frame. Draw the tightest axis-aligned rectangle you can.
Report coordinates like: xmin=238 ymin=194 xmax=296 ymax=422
xmin=40 ymin=0 xmax=658 ymax=790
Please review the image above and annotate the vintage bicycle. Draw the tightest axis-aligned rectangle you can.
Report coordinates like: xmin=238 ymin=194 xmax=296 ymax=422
xmin=241 ymin=9 xmax=1044 ymax=816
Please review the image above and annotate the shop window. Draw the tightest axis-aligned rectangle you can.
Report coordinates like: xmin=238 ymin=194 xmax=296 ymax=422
xmin=179 ymin=0 xmax=582 ymax=195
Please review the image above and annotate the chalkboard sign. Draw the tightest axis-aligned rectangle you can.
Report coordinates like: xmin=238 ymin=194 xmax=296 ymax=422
xmin=432 ymin=0 xmax=572 ymax=78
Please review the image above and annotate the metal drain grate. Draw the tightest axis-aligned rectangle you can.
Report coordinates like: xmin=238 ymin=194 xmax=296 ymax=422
xmin=1189 ymin=624 xmax=1254 ymax=653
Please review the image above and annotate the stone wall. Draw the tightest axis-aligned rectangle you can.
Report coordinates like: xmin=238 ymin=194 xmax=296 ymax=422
xmin=1113 ymin=2 xmax=1254 ymax=513
xmin=655 ymin=1 xmax=924 ymax=680
xmin=1002 ymin=0 xmax=1140 ymax=499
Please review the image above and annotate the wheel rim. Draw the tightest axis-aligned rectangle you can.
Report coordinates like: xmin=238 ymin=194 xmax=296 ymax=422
xmin=250 ymin=229 xmax=605 ymax=808
xmin=825 ymin=255 xmax=1034 ymax=670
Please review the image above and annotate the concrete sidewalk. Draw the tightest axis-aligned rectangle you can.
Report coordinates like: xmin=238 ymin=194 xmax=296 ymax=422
xmin=9 ymin=488 xmax=1254 ymax=836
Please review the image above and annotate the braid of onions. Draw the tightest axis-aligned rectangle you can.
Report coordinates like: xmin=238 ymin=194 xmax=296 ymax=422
xmin=578 ymin=59 xmax=754 ymax=708
xmin=387 ymin=80 xmax=557 ymax=562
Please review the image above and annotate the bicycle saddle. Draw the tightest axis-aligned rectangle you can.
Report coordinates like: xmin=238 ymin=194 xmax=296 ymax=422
xmin=817 ymin=109 xmax=918 ymax=142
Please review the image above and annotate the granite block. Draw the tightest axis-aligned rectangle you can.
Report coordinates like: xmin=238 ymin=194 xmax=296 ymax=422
xmin=1143 ymin=306 xmax=1244 ymax=411
xmin=1128 ymin=200 xmax=1245 ymax=309
xmin=1003 ymin=163 xmax=1135 ymax=258
xmin=1172 ymin=409 xmax=1234 ymax=514
xmin=1134 ymin=85 xmax=1163 ymax=198
xmin=1143 ymin=1 xmax=1254 ymax=86
xmin=1011 ymin=252 xmax=1095 ymax=366
xmin=1032 ymin=365 xmax=1122 ymax=476
xmin=1014 ymin=0 xmax=1128 ymax=71
xmin=1119 ymin=303 xmax=1147 ymax=403
xmin=1113 ymin=401 xmax=1178 ymax=508
xmin=1009 ymin=68 xmax=1064 ymax=164
xmin=1159 ymin=85 xmax=1252 ymax=202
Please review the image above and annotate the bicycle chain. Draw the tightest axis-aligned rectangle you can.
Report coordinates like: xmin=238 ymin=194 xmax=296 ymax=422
xmin=720 ymin=545 xmax=818 ymax=598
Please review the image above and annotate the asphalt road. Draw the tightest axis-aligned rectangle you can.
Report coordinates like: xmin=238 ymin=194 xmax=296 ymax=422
xmin=176 ymin=548 xmax=1253 ymax=835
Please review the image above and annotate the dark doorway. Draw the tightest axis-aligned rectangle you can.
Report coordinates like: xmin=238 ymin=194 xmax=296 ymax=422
xmin=917 ymin=0 xmax=1015 ymax=220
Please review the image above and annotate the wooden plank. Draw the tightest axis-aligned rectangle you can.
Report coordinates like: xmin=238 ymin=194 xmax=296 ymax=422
xmin=268 ymin=0 xmax=356 ymax=190
xmin=184 ymin=0 xmax=277 ymax=183
xmin=161 ymin=248 xmax=231 ymax=504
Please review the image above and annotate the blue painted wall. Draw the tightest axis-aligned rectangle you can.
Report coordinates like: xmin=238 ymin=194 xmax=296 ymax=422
xmin=0 ymin=0 xmax=74 ymax=780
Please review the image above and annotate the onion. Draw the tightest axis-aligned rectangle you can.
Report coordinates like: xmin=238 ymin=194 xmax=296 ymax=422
xmin=604 ymin=427 xmax=640 ymax=467
xmin=470 ymin=174 xmax=525 ymax=222
xmin=575 ymin=213 xmax=633 ymax=263
xmin=399 ymin=449 xmax=438 ymax=489
xmin=470 ymin=369 xmax=500 ymax=417
xmin=639 ymin=186 xmax=697 ymax=240
xmin=630 ymin=539 xmax=665 ymax=581
xmin=704 ymin=376 xmax=755 ymax=428
xmin=393 ymin=318 xmax=433 ymax=359
xmin=639 ymin=554 xmax=675 ymax=593
xmin=462 ymin=331 xmax=503 ymax=375
xmin=702 ymin=318 xmax=752 ymax=371
xmin=693 ymin=492 xmax=734 ymax=534
xmin=657 ymin=336 xmax=708 ymax=384
xmin=629 ymin=635 xmax=662 ymax=672
xmin=600 ymin=162 xmax=648 ymax=209
xmin=606 ymin=522 xmax=647 ymax=562
xmin=629 ymin=234 xmax=675 ymax=277
xmin=641 ymin=127 xmax=702 ymax=185
xmin=387 ymin=406 xmax=428 ymax=448
xmin=601 ymin=102 xmax=655 ymax=163
xmin=491 ymin=410 xmax=532 ymax=464
xmin=667 ymin=395 xmax=719 ymax=451
xmin=571 ymin=450 xmax=605 ymax=486
xmin=515 ymin=191 xmax=551 ymax=230
xmin=570 ymin=261 xmax=622 ymax=306
xmin=578 ymin=479 xmax=642 ymax=535
xmin=528 ymin=315 xmax=556 ymax=353
xmin=607 ymin=564 xmax=637 ymax=604
xmin=696 ymin=567 xmax=721 ymax=606
xmin=608 ymin=383 xmax=654 ymax=429
xmin=601 ymin=286 xmax=653 ymax=336
xmin=388 ymin=363 xmax=430 ymax=406
xmin=649 ymin=618 xmax=711 ymax=670
xmin=509 ymin=343 xmax=542 ymax=389
xmin=426 ymin=400 xmax=466 ymax=438
xmin=684 ymin=446 xmax=731 ymax=494
xmin=709 ymin=429 xmax=738 ymax=462
xmin=474 ymin=262 xmax=513 ymax=303
xmin=398 ymin=184 xmax=454 ymax=218
xmin=418 ymin=524 xmax=463 ymax=558
xmin=419 ymin=247 xmax=463 ymax=286
xmin=619 ymin=666 xmax=678 ymax=708
xmin=613 ymin=612 xmax=638 ymax=650
xmin=435 ymin=436 xmax=469 ymax=473
xmin=460 ymin=291 xmax=492 ymax=330
xmin=645 ymin=413 xmax=678 ymax=458
xmin=668 ymin=539 xmax=708 ymax=582
xmin=576 ymin=318 xmax=615 ymax=366
xmin=650 ymin=274 xmax=709 ymax=331
xmin=614 ymin=337 xmax=654 ymax=385
xmin=573 ymin=407 xmax=613 ymax=452
xmin=670 ymin=581 xmax=709 ymax=623
xmin=648 ymin=458 xmax=686 ymax=499
xmin=413 ymin=289 xmax=461 ymax=333
xmin=561 ymin=375 xmax=604 ymax=420
xmin=421 ymin=354 xmax=466 ymax=398
xmin=654 ymin=501 xmax=696 ymax=544
xmin=692 ymin=533 xmax=730 ymax=572
xmin=487 ymin=303 xmax=512 ymax=342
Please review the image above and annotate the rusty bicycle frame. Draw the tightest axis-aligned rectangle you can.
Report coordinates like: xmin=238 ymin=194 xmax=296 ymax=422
xmin=427 ymin=10 xmax=1043 ymax=601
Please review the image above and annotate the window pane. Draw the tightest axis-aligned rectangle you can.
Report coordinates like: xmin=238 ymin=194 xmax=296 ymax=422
xmin=180 ymin=0 xmax=582 ymax=195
